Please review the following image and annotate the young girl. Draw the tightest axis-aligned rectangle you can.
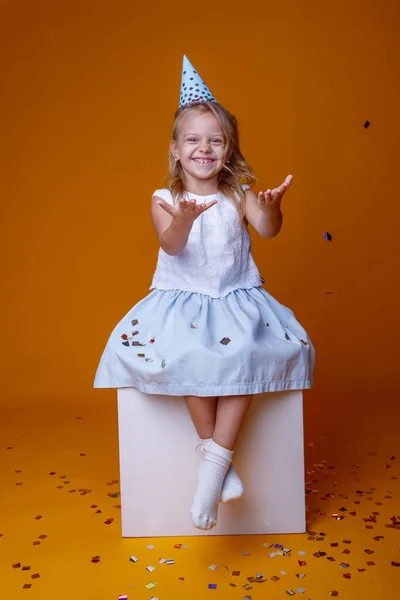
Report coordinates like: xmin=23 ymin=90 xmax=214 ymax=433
xmin=94 ymin=56 xmax=314 ymax=531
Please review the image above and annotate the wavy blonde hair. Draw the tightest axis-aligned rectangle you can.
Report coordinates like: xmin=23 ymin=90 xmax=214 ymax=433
xmin=165 ymin=101 xmax=257 ymax=222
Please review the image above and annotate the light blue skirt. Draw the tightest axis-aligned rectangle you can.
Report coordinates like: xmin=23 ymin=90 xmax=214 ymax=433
xmin=93 ymin=286 xmax=315 ymax=397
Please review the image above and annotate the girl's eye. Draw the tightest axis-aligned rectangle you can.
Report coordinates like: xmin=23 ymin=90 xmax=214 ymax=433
xmin=212 ymin=139 xmax=223 ymax=144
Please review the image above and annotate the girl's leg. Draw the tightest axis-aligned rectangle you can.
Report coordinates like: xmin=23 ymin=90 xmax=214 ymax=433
xmin=184 ymin=395 xmax=217 ymax=439
xmin=185 ymin=394 xmax=253 ymax=530
xmin=213 ymin=394 xmax=253 ymax=450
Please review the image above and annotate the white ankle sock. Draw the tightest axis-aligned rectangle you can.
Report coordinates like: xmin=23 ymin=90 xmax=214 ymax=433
xmin=200 ymin=437 xmax=244 ymax=503
xmin=191 ymin=439 xmax=232 ymax=530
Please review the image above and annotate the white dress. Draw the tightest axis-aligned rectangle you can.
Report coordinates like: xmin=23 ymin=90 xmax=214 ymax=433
xmin=93 ymin=187 xmax=315 ymax=396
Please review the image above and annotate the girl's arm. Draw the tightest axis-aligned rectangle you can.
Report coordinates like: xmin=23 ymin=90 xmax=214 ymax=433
xmin=244 ymin=175 xmax=292 ymax=238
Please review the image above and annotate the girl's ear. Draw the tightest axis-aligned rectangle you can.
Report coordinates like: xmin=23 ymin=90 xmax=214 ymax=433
xmin=170 ymin=140 xmax=177 ymax=159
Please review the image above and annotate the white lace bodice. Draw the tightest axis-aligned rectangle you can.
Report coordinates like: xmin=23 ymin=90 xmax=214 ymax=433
xmin=150 ymin=187 xmax=262 ymax=298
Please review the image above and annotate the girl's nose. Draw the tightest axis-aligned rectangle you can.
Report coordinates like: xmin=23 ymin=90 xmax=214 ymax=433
xmin=199 ymin=139 xmax=212 ymax=152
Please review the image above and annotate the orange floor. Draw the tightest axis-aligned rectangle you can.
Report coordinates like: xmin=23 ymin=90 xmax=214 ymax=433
xmin=1 ymin=387 xmax=399 ymax=599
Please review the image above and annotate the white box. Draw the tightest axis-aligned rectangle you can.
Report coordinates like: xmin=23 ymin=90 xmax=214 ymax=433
xmin=117 ymin=388 xmax=305 ymax=537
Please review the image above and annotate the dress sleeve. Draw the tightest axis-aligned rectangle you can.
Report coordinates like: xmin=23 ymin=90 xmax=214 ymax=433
xmin=152 ymin=189 xmax=174 ymax=205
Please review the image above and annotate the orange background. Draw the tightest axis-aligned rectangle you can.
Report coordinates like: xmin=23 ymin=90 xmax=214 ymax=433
xmin=1 ymin=0 xmax=399 ymax=405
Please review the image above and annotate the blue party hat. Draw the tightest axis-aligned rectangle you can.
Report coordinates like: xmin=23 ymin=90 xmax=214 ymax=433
xmin=179 ymin=55 xmax=217 ymax=107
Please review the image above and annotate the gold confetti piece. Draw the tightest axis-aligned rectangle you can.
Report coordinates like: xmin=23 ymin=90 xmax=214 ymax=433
xmin=146 ymin=566 xmax=156 ymax=572
xmin=243 ymin=584 xmax=253 ymax=590
xmin=263 ymin=543 xmax=273 ymax=548
xmin=129 ymin=556 xmax=138 ymax=563
xmin=38 ymin=534 xmax=47 ymax=540
xmin=232 ymin=570 xmax=240 ymax=576
xmin=286 ymin=590 xmax=296 ymax=596
xmin=31 ymin=573 xmax=40 ymax=580
xmin=12 ymin=563 xmax=21 ymax=568
xmin=33 ymin=541 xmax=40 ymax=546
xmin=34 ymin=515 xmax=42 ymax=520
xmin=229 ymin=583 xmax=237 ymax=588
xmin=271 ymin=576 xmax=280 ymax=582
xmin=145 ymin=581 xmax=158 ymax=590
xmin=137 ymin=353 xmax=145 ymax=357
xmin=22 ymin=584 xmax=32 ymax=589
xmin=22 ymin=566 xmax=31 ymax=571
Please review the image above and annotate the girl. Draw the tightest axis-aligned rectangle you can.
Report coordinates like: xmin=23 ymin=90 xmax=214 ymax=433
xmin=94 ymin=57 xmax=314 ymax=531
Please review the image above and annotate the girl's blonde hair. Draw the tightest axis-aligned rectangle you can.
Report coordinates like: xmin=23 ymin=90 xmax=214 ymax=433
xmin=166 ymin=101 xmax=257 ymax=222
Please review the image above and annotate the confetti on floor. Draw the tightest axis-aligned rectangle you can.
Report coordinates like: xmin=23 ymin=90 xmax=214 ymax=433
xmin=1 ymin=390 xmax=399 ymax=599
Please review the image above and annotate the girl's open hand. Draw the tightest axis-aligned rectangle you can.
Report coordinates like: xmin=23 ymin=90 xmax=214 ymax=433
xmin=156 ymin=197 xmax=217 ymax=224
xmin=258 ymin=174 xmax=293 ymax=211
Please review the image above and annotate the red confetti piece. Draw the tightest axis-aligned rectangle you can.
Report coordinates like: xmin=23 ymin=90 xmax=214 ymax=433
xmin=392 ymin=562 xmax=400 ymax=567
xmin=22 ymin=584 xmax=32 ymax=589
xmin=12 ymin=563 xmax=21 ymax=568
xmin=31 ymin=573 xmax=40 ymax=580
xmin=343 ymin=573 xmax=351 ymax=579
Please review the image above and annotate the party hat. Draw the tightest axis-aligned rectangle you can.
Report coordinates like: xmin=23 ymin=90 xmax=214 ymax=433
xmin=179 ymin=55 xmax=217 ymax=107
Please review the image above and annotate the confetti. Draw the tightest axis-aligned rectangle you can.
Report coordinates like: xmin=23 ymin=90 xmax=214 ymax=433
xmin=131 ymin=319 xmax=138 ymax=326
xmin=208 ymin=583 xmax=217 ymax=589
xmin=364 ymin=120 xmax=371 ymax=128
xmin=324 ymin=232 xmax=332 ymax=241
xmin=145 ymin=582 xmax=158 ymax=590
xmin=31 ymin=573 xmax=40 ymax=579
xmin=220 ymin=337 xmax=231 ymax=345
xmin=232 ymin=571 xmax=241 ymax=576
xmin=129 ymin=556 xmax=138 ymax=563
xmin=208 ymin=564 xmax=218 ymax=570
xmin=118 ymin=596 xmax=128 ymax=600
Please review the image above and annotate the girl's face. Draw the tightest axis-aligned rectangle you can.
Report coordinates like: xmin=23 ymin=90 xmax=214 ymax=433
xmin=170 ymin=111 xmax=227 ymax=188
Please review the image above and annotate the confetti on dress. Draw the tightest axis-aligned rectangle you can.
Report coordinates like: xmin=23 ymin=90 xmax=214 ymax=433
xmin=220 ymin=337 xmax=231 ymax=345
